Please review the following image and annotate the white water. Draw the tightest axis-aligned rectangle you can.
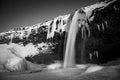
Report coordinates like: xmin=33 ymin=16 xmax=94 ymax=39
xmin=63 ymin=10 xmax=80 ymax=68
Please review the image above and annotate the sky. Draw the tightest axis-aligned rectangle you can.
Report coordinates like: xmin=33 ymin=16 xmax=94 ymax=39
xmin=0 ymin=0 xmax=98 ymax=33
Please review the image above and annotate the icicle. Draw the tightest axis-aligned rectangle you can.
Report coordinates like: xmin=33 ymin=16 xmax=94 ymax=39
xmin=58 ymin=18 xmax=62 ymax=33
xmin=60 ymin=16 xmax=64 ymax=32
xmin=47 ymin=21 xmax=53 ymax=39
xmin=10 ymin=34 xmax=13 ymax=43
xmin=46 ymin=22 xmax=50 ymax=39
xmin=80 ymin=23 xmax=90 ymax=38
xmin=89 ymin=53 xmax=92 ymax=60
xmin=47 ymin=26 xmax=50 ymax=39
xmin=33 ymin=24 xmax=38 ymax=33
xmin=86 ymin=23 xmax=90 ymax=37
xmin=19 ymin=31 xmax=24 ymax=39
xmin=60 ymin=14 xmax=70 ymax=32
xmin=105 ymin=20 xmax=108 ymax=28
xmin=81 ymin=27 xmax=85 ymax=39
xmin=50 ymin=19 xmax=57 ymax=38
xmin=96 ymin=51 xmax=99 ymax=58
xmin=102 ymin=23 xmax=105 ymax=30
xmin=46 ymin=14 xmax=70 ymax=39
xmin=89 ymin=16 xmax=94 ymax=22
xmin=78 ymin=11 xmax=90 ymax=38
xmin=97 ymin=24 xmax=100 ymax=31
xmin=56 ymin=17 xmax=61 ymax=33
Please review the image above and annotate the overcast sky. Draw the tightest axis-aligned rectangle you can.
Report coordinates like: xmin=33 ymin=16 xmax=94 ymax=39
xmin=0 ymin=0 xmax=98 ymax=32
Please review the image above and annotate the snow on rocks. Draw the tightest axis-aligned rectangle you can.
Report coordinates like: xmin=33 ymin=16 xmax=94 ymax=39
xmin=0 ymin=43 xmax=39 ymax=71
xmin=4 ymin=57 xmax=27 ymax=72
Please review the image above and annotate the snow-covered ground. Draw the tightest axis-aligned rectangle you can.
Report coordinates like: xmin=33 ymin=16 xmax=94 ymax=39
xmin=0 ymin=63 xmax=120 ymax=80
xmin=0 ymin=43 xmax=44 ymax=72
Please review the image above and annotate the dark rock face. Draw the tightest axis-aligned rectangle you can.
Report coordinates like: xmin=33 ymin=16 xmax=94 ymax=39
xmin=75 ymin=0 xmax=120 ymax=64
xmin=0 ymin=0 xmax=120 ymax=65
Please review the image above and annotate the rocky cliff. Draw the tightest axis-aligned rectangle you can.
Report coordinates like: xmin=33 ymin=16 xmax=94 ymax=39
xmin=0 ymin=0 xmax=120 ymax=65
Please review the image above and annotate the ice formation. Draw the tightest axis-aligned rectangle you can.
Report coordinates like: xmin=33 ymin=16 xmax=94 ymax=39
xmin=0 ymin=0 xmax=119 ymax=71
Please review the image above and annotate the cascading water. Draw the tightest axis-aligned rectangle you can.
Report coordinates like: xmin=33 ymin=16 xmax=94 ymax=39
xmin=63 ymin=10 xmax=80 ymax=68
xmin=63 ymin=9 xmax=90 ymax=68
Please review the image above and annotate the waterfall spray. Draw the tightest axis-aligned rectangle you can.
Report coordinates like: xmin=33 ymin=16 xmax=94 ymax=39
xmin=63 ymin=9 xmax=80 ymax=68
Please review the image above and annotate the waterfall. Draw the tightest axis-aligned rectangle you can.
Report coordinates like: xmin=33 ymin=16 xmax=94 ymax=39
xmin=63 ymin=10 xmax=80 ymax=68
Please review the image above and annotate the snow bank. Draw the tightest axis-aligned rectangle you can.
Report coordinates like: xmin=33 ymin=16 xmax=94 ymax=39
xmin=0 ymin=43 xmax=39 ymax=71
xmin=4 ymin=57 xmax=28 ymax=71
xmin=8 ymin=43 xmax=39 ymax=58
